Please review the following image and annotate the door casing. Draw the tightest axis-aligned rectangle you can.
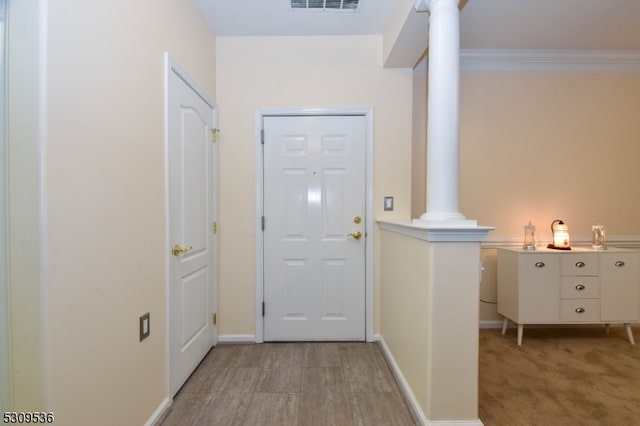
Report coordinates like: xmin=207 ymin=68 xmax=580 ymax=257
xmin=255 ymin=107 xmax=374 ymax=343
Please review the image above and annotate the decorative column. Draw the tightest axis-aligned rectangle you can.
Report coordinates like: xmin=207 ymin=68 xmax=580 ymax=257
xmin=377 ymin=1 xmax=493 ymax=424
xmin=415 ymin=0 xmax=474 ymax=226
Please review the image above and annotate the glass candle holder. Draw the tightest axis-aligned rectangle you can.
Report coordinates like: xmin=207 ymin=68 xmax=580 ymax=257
xmin=523 ymin=222 xmax=536 ymax=250
xmin=592 ymin=224 xmax=606 ymax=250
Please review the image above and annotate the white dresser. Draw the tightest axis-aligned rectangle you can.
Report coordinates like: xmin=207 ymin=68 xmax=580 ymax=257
xmin=497 ymin=247 xmax=640 ymax=345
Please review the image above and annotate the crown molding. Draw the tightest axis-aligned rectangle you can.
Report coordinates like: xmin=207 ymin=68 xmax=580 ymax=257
xmin=414 ymin=49 xmax=640 ymax=74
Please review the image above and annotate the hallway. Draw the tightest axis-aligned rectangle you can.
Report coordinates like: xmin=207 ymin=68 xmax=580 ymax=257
xmin=159 ymin=342 xmax=417 ymax=425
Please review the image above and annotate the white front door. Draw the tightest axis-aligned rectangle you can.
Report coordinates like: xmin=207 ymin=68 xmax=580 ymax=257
xmin=263 ymin=115 xmax=366 ymax=341
xmin=167 ymin=61 xmax=217 ymax=396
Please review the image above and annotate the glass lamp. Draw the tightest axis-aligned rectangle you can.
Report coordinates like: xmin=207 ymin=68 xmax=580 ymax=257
xmin=547 ymin=219 xmax=571 ymax=250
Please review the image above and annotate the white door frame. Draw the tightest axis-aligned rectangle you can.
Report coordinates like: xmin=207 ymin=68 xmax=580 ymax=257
xmin=163 ymin=53 xmax=218 ymax=398
xmin=0 ymin=0 xmax=10 ymax=409
xmin=255 ymin=107 xmax=374 ymax=343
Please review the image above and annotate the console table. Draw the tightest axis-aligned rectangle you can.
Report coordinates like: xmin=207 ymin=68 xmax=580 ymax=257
xmin=497 ymin=247 xmax=640 ymax=345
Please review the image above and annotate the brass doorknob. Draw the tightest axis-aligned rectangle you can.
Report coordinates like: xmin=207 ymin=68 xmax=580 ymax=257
xmin=348 ymin=231 xmax=362 ymax=240
xmin=172 ymin=244 xmax=193 ymax=256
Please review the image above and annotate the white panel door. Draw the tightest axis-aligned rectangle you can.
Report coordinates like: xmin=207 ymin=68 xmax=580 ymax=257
xmin=263 ymin=115 xmax=366 ymax=341
xmin=168 ymin=66 xmax=216 ymax=396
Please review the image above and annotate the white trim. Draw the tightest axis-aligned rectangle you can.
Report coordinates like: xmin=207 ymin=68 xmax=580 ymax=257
xmin=255 ymin=107 xmax=375 ymax=343
xmin=378 ymin=220 xmax=494 ymax=243
xmin=377 ymin=335 xmax=486 ymax=426
xmin=163 ymin=52 xmax=217 ymax=400
xmin=144 ymin=397 xmax=171 ymax=426
xmin=415 ymin=49 xmax=640 ymax=74
xmin=481 ymin=236 xmax=640 ymax=249
xmin=479 ymin=320 xmax=503 ymax=329
xmin=217 ymin=334 xmax=257 ymax=344
xmin=461 ymin=49 xmax=640 ymax=74
xmin=37 ymin=0 xmax=50 ymax=408
xmin=162 ymin=51 xmax=172 ymax=409
xmin=0 ymin=0 xmax=10 ymax=411
xmin=376 ymin=335 xmax=428 ymax=425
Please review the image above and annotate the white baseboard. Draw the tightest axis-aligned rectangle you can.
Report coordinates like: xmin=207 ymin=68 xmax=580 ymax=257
xmin=218 ymin=334 xmax=256 ymax=344
xmin=376 ymin=334 xmax=485 ymax=426
xmin=375 ymin=334 xmax=428 ymax=425
xmin=145 ymin=397 xmax=171 ymax=426
xmin=479 ymin=320 xmax=504 ymax=329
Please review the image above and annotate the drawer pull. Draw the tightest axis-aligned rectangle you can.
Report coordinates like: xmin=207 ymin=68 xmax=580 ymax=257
xmin=575 ymin=307 xmax=586 ymax=314
xmin=534 ymin=262 xmax=545 ymax=268
xmin=575 ymin=261 xmax=586 ymax=268
xmin=575 ymin=284 xmax=585 ymax=291
xmin=615 ymin=261 xmax=625 ymax=267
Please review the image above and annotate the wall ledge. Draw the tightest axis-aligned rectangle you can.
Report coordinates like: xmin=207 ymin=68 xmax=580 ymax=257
xmin=482 ymin=237 xmax=640 ymax=249
xmin=378 ymin=220 xmax=494 ymax=242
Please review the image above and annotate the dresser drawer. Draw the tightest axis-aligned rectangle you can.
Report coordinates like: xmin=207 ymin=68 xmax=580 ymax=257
xmin=561 ymin=253 xmax=598 ymax=276
xmin=561 ymin=277 xmax=598 ymax=299
xmin=560 ymin=299 xmax=599 ymax=322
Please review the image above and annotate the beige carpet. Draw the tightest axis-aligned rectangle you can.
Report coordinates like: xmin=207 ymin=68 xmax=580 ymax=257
xmin=479 ymin=327 xmax=640 ymax=425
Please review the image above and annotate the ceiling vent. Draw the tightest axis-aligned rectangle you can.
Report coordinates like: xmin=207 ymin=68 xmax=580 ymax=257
xmin=291 ymin=0 xmax=360 ymax=12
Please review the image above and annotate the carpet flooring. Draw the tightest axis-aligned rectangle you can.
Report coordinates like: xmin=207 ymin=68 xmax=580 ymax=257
xmin=479 ymin=326 xmax=640 ymax=425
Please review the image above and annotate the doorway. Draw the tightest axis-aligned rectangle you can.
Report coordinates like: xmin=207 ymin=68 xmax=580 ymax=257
xmin=256 ymin=109 xmax=374 ymax=342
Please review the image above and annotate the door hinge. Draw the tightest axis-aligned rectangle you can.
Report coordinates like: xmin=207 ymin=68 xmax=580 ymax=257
xmin=212 ymin=221 xmax=218 ymax=234
xmin=262 ymin=302 xmax=265 ymax=317
xmin=212 ymin=313 xmax=217 ymax=325
xmin=261 ymin=216 xmax=265 ymax=231
xmin=261 ymin=129 xmax=264 ymax=144
xmin=210 ymin=128 xmax=220 ymax=142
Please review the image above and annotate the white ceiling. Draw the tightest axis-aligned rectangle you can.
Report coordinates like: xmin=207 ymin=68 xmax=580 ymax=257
xmin=196 ymin=0 xmax=395 ymax=37
xmin=197 ymin=0 xmax=640 ymax=50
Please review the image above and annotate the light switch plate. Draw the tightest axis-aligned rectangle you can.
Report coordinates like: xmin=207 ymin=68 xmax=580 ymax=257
xmin=384 ymin=196 xmax=394 ymax=211
xmin=139 ymin=312 xmax=150 ymax=341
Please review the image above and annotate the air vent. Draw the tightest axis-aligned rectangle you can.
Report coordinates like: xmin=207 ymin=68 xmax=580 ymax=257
xmin=291 ymin=0 xmax=359 ymax=11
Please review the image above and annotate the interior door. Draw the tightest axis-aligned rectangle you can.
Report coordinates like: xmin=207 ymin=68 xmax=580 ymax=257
xmin=168 ymin=63 xmax=217 ymax=396
xmin=263 ymin=115 xmax=366 ymax=341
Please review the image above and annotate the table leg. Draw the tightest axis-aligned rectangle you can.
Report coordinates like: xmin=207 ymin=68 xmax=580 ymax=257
xmin=625 ymin=323 xmax=635 ymax=345
xmin=517 ymin=324 xmax=524 ymax=346
xmin=501 ymin=317 xmax=509 ymax=335
xmin=604 ymin=323 xmax=610 ymax=334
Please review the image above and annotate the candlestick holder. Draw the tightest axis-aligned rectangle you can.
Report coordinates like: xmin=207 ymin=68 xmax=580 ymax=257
xmin=592 ymin=224 xmax=607 ymax=251
xmin=523 ymin=221 xmax=536 ymax=250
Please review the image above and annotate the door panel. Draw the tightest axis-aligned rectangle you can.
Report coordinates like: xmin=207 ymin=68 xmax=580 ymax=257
xmin=168 ymin=67 xmax=216 ymax=396
xmin=263 ymin=115 xmax=366 ymax=341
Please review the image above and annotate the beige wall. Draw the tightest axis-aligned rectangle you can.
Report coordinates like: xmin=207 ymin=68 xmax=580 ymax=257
xmin=460 ymin=73 xmax=640 ymax=240
xmin=413 ymin=71 xmax=640 ymax=321
xmin=215 ymin=35 xmax=413 ymax=336
xmin=380 ymin=230 xmax=429 ymax=414
xmin=380 ymin=228 xmax=483 ymax=421
xmin=9 ymin=0 xmax=216 ymax=424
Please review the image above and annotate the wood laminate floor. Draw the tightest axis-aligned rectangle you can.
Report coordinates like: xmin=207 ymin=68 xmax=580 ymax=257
xmin=160 ymin=342 xmax=417 ymax=426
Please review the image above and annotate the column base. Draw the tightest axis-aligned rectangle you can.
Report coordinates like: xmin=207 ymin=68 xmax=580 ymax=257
xmin=414 ymin=214 xmax=478 ymax=228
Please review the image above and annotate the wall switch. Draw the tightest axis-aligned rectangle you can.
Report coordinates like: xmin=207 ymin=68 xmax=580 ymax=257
xmin=384 ymin=196 xmax=394 ymax=211
xmin=139 ymin=312 xmax=150 ymax=341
